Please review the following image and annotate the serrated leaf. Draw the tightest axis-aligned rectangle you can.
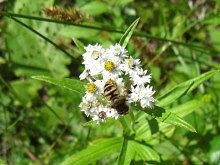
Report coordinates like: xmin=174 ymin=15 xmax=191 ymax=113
xmin=119 ymin=18 xmax=140 ymax=47
xmin=61 ymin=138 xmax=123 ymax=165
xmin=32 ymin=75 xmax=85 ymax=95
xmin=135 ymin=95 xmax=209 ymax=139
xmin=159 ymin=111 xmax=196 ymax=132
xmin=157 ymin=70 xmax=219 ymax=107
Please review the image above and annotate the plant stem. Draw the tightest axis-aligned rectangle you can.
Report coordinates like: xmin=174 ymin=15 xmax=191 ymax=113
xmin=129 ymin=109 xmax=135 ymax=133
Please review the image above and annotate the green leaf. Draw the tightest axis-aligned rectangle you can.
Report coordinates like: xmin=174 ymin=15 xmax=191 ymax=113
xmin=157 ymin=70 xmax=219 ymax=107
xmin=117 ymin=139 xmax=160 ymax=165
xmin=117 ymin=138 xmax=134 ymax=165
xmin=159 ymin=111 xmax=196 ymax=132
xmin=134 ymin=95 xmax=209 ymax=139
xmin=119 ymin=115 xmax=133 ymax=135
xmin=171 ymin=95 xmax=211 ymax=117
xmin=119 ymin=18 xmax=140 ymax=47
xmin=32 ymin=75 xmax=85 ymax=95
xmin=130 ymin=140 xmax=160 ymax=162
xmin=61 ymin=138 xmax=123 ymax=165
xmin=81 ymin=120 xmax=97 ymax=127
xmin=72 ymin=37 xmax=85 ymax=52
xmin=208 ymin=135 xmax=220 ymax=164
xmin=81 ymin=1 xmax=109 ymax=16
xmin=147 ymin=118 xmax=159 ymax=135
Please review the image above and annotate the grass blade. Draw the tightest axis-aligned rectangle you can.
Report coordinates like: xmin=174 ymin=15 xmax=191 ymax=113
xmin=119 ymin=18 xmax=140 ymax=47
xmin=72 ymin=37 xmax=85 ymax=52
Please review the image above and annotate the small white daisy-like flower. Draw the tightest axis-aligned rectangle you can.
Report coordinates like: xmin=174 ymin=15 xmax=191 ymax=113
xmin=79 ymin=98 xmax=98 ymax=117
xmin=109 ymin=43 xmax=128 ymax=58
xmin=84 ymin=44 xmax=104 ymax=60
xmin=91 ymin=106 xmax=109 ymax=123
xmin=130 ymin=68 xmax=151 ymax=86
xmin=79 ymin=43 xmax=155 ymax=123
xmin=82 ymin=44 xmax=104 ymax=77
xmin=79 ymin=70 xmax=89 ymax=80
xmin=120 ymin=56 xmax=141 ymax=75
xmin=139 ymin=85 xmax=155 ymax=108
xmin=128 ymin=85 xmax=155 ymax=108
xmin=106 ymin=108 xmax=119 ymax=119
xmin=101 ymin=51 xmax=123 ymax=77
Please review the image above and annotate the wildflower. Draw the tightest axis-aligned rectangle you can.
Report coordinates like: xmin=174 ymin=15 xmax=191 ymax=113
xmin=128 ymin=85 xmax=155 ymax=108
xmin=79 ymin=43 xmax=155 ymax=123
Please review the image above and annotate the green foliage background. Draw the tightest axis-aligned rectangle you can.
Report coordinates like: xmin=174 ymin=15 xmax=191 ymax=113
xmin=0 ymin=0 xmax=220 ymax=164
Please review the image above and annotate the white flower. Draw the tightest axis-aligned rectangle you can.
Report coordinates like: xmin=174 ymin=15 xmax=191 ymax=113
xmin=82 ymin=44 xmax=104 ymax=77
xmin=93 ymin=106 xmax=120 ymax=123
xmin=139 ymin=85 xmax=155 ymax=108
xmin=106 ymin=108 xmax=119 ymax=119
xmin=128 ymin=85 xmax=155 ymax=108
xmin=128 ymin=85 xmax=140 ymax=102
xmin=83 ymin=80 xmax=105 ymax=102
xmin=79 ymin=70 xmax=89 ymax=80
xmin=79 ymin=43 xmax=156 ymax=123
xmin=101 ymin=52 xmax=123 ymax=77
xmin=83 ymin=59 xmax=103 ymax=77
xmin=120 ymin=56 xmax=141 ymax=75
xmin=84 ymin=44 xmax=104 ymax=60
xmin=109 ymin=43 xmax=128 ymax=58
xmin=79 ymin=99 xmax=98 ymax=117
xmin=91 ymin=106 xmax=109 ymax=123
xmin=130 ymin=68 xmax=151 ymax=86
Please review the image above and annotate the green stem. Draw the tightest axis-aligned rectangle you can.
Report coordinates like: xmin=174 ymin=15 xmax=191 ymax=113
xmin=129 ymin=109 xmax=135 ymax=132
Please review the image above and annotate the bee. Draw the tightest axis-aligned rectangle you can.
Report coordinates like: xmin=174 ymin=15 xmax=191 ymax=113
xmin=104 ymin=79 xmax=129 ymax=115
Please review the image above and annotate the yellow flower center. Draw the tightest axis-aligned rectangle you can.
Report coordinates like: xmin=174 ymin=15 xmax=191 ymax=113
xmin=91 ymin=50 xmax=100 ymax=59
xmin=104 ymin=60 xmax=115 ymax=72
xmin=86 ymin=83 xmax=97 ymax=93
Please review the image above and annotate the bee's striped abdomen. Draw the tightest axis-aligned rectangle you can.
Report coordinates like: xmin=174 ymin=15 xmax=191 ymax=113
xmin=104 ymin=79 xmax=129 ymax=115
xmin=104 ymin=79 xmax=120 ymax=101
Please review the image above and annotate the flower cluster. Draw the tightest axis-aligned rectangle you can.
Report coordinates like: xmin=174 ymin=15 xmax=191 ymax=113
xmin=79 ymin=43 xmax=155 ymax=123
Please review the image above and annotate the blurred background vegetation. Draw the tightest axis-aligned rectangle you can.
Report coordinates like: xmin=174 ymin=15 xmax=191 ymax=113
xmin=0 ymin=0 xmax=220 ymax=164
